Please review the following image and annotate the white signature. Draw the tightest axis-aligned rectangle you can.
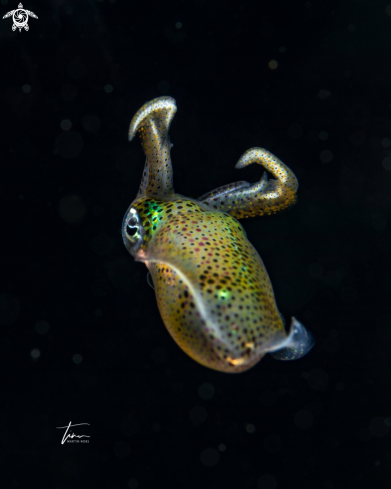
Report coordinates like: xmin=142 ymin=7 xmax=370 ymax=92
xmin=56 ymin=421 xmax=90 ymax=444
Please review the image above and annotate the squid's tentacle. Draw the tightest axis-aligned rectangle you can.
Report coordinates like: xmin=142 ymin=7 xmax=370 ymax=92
xmin=129 ymin=97 xmax=177 ymax=197
xmin=199 ymin=148 xmax=298 ymax=219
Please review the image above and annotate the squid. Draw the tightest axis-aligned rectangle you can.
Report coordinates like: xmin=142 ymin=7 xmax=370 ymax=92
xmin=122 ymin=97 xmax=314 ymax=373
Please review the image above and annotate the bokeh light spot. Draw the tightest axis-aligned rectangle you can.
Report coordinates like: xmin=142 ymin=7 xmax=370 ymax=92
xmin=200 ymin=447 xmax=219 ymax=466
xmin=58 ymin=194 xmax=87 ymax=224
xmin=258 ymin=474 xmax=277 ymax=489
xmin=35 ymin=320 xmax=49 ymax=334
xmin=72 ymin=354 xmax=82 ymax=364
xmin=31 ymin=348 xmax=40 ymax=360
xmin=198 ymin=383 xmax=215 ymax=400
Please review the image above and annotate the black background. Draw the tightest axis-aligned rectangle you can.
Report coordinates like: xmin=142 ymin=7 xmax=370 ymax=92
xmin=2 ymin=0 xmax=391 ymax=488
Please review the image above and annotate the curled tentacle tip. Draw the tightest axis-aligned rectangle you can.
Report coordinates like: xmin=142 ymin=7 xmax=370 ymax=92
xmin=235 ymin=159 xmax=252 ymax=169
xmin=235 ymin=147 xmax=266 ymax=169
xmin=128 ymin=96 xmax=177 ymax=141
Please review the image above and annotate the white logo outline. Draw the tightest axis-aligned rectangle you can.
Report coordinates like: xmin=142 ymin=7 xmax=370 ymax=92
xmin=2 ymin=2 xmax=38 ymax=32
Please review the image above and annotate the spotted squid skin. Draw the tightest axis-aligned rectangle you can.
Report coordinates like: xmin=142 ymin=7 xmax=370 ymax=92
xmin=131 ymin=197 xmax=286 ymax=373
xmin=122 ymin=96 xmax=314 ymax=373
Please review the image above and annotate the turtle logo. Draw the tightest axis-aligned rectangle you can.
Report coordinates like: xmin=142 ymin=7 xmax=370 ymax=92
xmin=2 ymin=3 xmax=38 ymax=32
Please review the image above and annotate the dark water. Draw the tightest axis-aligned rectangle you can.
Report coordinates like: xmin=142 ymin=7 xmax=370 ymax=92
xmin=1 ymin=0 xmax=391 ymax=487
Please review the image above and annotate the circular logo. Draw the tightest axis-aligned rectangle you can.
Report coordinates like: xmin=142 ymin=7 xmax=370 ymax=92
xmin=12 ymin=8 xmax=28 ymax=31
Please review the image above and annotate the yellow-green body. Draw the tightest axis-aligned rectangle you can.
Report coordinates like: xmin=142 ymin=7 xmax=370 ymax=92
xmin=122 ymin=97 xmax=314 ymax=373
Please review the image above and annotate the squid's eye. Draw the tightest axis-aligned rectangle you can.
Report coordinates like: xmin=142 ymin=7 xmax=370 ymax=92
xmin=127 ymin=226 xmax=137 ymax=236
xmin=122 ymin=208 xmax=144 ymax=255
xmin=126 ymin=218 xmax=138 ymax=236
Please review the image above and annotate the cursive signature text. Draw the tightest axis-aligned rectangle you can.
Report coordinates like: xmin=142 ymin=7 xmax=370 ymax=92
xmin=56 ymin=421 xmax=90 ymax=444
